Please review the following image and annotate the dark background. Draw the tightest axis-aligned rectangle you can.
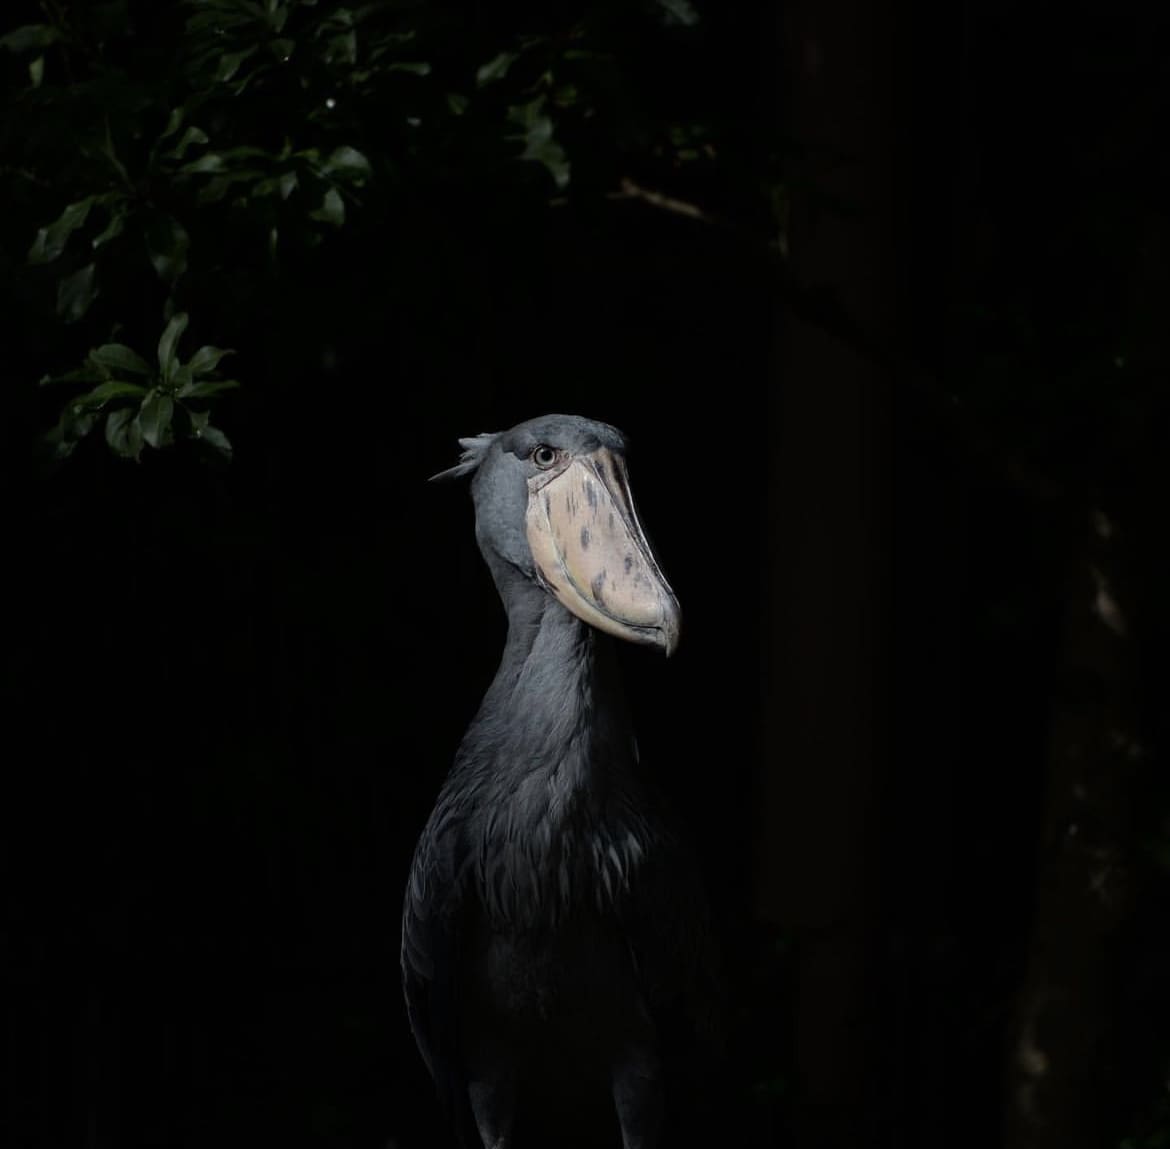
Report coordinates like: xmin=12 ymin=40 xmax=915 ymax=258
xmin=3 ymin=2 xmax=1168 ymax=1148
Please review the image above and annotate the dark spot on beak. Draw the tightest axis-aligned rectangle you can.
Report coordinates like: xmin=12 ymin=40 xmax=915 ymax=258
xmin=608 ymin=512 xmax=615 ymax=530
xmin=580 ymin=527 xmax=590 ymax=550
xmin=591 ymin=570 xmax=607 ymax=603
xmin=624 ymin=555 xmax=633 ymax=574
xmin=585 ymin=479 xmax=597 ymax=510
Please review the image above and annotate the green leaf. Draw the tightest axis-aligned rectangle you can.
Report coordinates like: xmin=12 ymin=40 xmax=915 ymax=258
xmin=91 ymin=209 xmax=126 ymax=250
xmin=185 ymin=10 xmax=256 ymax=35
xmin=524 ymin=132 xmax=569 ymax=188
xmin=195 ymin=178 xmax=230 ymax=204
xmin=182 ymin=153 xmax=226 ymax=174
xmin=138 ymin=391 xmax=175 ymax=449
xmin=654 ymin=0 xmax=700 ymax=26
xmin=73 ymin=380 xmax=150 ymax=408
xmin=57 ymin=264 xmax=99 ymax=323
xmin=387 ymin=61 xmax=431 ymax=76
xmin=97 ymin=119 xmax=131 ymax=189
xmin=161 ymin=106 xmax=184 ymax=139
xmin=44 ymin=402 xmax=100 ymax=461
xmin=475 ymin=51 xmax=517 ymax=87
xmin=61 ymin=405 xmax=99 ymax=442
xmin=251 ymin=165 xmax=297 ymax=199
xmin=29 ymin=198 xmax=96 ymax=265
xmin=196 ymin=423 xmax=233 ymax=457
xmin=144 ymin=212 xmax=190 ymax=284
xmin=323 ymin=146 xmax=371 ymax=181
xmin=219 ymin=145 xmax=273 ymax=162
xmin=167 ymin=125 xmax=210 ymax=159
xmin=42 ymin=431 xmax=75 ymax=464
xmin=178 ymin=378 xmax=241 ymax=399
xmin=0 ymin=24 xmax=61 ymax=53
xmin=187 ymin=346 xmax=236 ymax=376
xmin=29 ymin=54 xmax=44 ymax=87
xmin=324 ymin=30 xmax=356 ymax=64
xmin=270 ymin=38 xmax=295 ymax=61
xmin=310 ymin=187 xmax=345 ymax=227
xmin=89 ymin=344 xmax=153 ymax=376
xmin=40 ymin=364 xmax=104 ymax=387
xmin=216 ymin=47 xmax=257 ymax=81
xmin=316 ymin=4 xmax=351 ymax=27
xmin=195 ymin=171 xmax=267 ymax=204
xmin=158 ymin=313 xmax=189 ymax=381
xmin=507 ymin=96 xmax=544 ymax=130
xmin=105 ymin=408 xmax=144 ymax=460
xmin=509 ymin=100 xmax=571 ymax=189
xmin=217 ymin=145 xmax=272 ymax=163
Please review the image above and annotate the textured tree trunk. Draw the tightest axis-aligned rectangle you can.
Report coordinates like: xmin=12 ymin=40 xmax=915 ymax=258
xmin=1001 ymin=510 xmax=1138 ymax=1149
xmin=1001 ymin=216 xmax=1166 ymax=1149
xmin=757 ymin=0 xmax=896 ymax=1144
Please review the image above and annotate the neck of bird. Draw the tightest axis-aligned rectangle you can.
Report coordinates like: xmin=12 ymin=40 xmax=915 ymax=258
xmin=467 ymin=566 xmax=634 ymax=813
xmin=459 ymin=565 xmax=649 ymax=928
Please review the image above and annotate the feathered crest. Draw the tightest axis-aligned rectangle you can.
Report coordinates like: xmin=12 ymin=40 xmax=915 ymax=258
xmin=429 ymin=432 xmax=500 ymax=482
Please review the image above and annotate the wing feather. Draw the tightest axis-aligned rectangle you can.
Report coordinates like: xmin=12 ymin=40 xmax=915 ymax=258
xmin=401 ymin=795 xmax=473 ymax=1125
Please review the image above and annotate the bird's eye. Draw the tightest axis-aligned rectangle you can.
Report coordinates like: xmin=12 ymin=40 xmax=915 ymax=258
xmin=531 ymin=445 xmax=558 ymax=469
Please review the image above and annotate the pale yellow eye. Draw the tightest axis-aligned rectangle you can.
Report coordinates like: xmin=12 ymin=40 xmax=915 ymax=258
xmin=531 ymin=445 xmax=558 ymax=469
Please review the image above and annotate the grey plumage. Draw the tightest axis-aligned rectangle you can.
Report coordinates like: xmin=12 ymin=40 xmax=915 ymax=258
xmin=402 ymin=415 xmax=717 ymax=1149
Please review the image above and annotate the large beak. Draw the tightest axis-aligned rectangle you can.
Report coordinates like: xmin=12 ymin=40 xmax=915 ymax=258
xmin=525 ymin=447 xmax=681 ymax=655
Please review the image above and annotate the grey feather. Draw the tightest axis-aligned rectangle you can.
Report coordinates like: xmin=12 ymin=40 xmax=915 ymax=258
xmin=429 ymin=432 xmax=501 ymax=482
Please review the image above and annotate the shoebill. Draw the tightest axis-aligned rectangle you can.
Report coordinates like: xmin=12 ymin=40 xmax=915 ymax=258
xmin=402 ymin=414 xmax=718 ymax=1149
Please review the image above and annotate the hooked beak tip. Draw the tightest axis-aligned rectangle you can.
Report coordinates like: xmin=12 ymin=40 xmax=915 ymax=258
xmin=658 ymin=603 xmax=682 ymax=658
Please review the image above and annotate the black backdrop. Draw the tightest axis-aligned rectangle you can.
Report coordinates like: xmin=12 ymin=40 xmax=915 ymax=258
xmin=4 ymin=0 xmax=1168 ymax=1147
xmin=6 ymin=197 xmax=776 ymax=1146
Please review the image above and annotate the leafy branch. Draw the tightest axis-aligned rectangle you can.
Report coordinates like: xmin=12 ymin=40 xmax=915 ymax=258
xmin=2 ymin=0 xmax=779 ymax=464
xmin=42 ymin=313 xmax=238 ymax=462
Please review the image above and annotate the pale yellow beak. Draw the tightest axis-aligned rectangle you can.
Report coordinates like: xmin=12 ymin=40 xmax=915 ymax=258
xmin=524 ymin=447 xmax=681 ymax=655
